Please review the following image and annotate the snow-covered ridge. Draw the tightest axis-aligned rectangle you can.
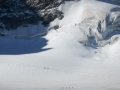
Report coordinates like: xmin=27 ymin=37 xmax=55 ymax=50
xmin=50 ymin=0 xmax=120 ymax=47
xmin=1 ymin=0 xmax=120 ymax=47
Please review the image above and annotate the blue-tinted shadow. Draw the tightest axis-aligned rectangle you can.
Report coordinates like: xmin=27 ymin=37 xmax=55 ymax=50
xmin=0 ymin=36 xmax=51 ymax=55
xmin=98 ymin=0 xmax=120 ymax=6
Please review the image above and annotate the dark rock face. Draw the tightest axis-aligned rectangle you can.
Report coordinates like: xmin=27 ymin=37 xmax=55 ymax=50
xmin=0 ymin=0 xmax=67 ymax=31
xmin=56 ymin=10 xmax=64 ymax=20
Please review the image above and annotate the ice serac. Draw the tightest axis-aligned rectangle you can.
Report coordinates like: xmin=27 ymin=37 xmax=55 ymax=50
xmin=79 ymin=6 xmax=120 ymax=46
xmin=57 ymin=0 xmax=120 ymax=47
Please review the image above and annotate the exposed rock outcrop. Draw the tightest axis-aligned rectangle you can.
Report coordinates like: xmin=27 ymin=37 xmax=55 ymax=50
xmin=0 ymin=0 xmax=66 ymax=31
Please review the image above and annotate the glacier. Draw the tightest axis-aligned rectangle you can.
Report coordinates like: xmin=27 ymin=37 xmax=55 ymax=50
xmin=0 ymin=0 xmax=120 ymax=90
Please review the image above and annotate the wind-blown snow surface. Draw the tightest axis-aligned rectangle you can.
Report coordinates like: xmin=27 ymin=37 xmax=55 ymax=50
xmin=0 ymin=0 xmax=120 ymax=90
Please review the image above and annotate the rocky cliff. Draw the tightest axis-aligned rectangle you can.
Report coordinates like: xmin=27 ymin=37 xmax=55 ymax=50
xmin=0 ymin=0 xmax=66 ymax=31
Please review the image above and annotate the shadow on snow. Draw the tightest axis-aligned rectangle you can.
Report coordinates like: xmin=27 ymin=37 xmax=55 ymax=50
xmin=98 ymin=0 xmax=120 ymax=6
xmin=0 ymin=36 xmax=51 ymax=55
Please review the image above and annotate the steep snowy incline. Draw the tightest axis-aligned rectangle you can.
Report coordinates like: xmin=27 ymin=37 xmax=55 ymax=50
xmin=48 ymin=0 xmax=120 ymax=47
xmin=0 ymin=0 xmax=120 ymax=90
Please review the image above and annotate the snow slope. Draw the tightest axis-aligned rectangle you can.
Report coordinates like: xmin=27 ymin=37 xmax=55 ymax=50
xmin=0 ymin=0 xmax=120 ymax=90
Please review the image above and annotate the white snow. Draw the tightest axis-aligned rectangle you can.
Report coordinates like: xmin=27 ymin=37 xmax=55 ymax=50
xmin=0 ymin=0 xmax=120 ymax=90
